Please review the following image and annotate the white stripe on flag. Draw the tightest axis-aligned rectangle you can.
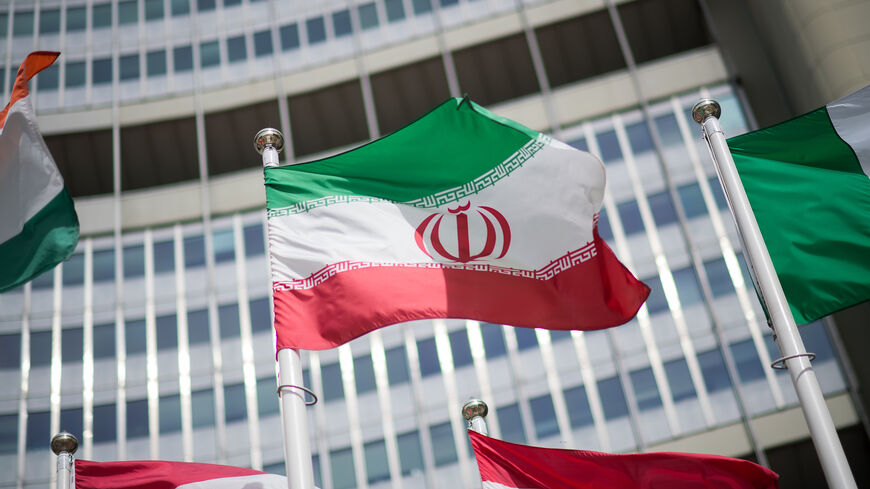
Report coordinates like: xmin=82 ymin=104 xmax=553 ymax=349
xmin=827 ymin=84 xmax=870 ymax=179
xmin=178 ymin=473 xmax=289 ymax=489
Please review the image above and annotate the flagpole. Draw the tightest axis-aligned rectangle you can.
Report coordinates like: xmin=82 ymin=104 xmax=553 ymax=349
xmin=462 ymin=399 xmax=489 ymax=435
xmin=692 ymin=101 xmax=857 ymax=489
xmin=256 ymin=129 xmax=316 ymax=489
xmin=51 ymin=432 xmax=77 ymax=489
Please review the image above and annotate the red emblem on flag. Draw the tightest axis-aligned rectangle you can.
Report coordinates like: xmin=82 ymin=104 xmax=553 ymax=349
xmin=414 ymin=201 xmax=511 ymax=263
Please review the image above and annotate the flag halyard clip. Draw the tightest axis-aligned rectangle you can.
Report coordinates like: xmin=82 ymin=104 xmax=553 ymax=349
xmin=770 ymin=352 xmax=816 ymax=370
xmin=277 ymin=384 xmax=318 ymax=405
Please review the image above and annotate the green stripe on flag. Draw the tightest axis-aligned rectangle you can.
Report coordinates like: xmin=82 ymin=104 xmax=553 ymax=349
xmin=264 ymin=98 xmax=538 ymax=210
xmin=0 ymin=189 xmax=80 ymax=293
xmin=728 ymin=106 xmax=870 ymax=323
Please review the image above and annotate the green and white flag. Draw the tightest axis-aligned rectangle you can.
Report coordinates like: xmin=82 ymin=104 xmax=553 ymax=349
xmin=0 ymin=52 xmax=79 ymax=292
xmin=728 ymin=84 xmax=870 ymax=323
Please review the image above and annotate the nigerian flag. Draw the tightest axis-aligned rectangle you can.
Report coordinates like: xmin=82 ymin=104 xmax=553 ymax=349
xmin=0 ymin=52 xmax=79 ymax=293
xmin=728 ymin=84 xmax=870 ymax=324
xmin=264 ymin=98 xmax=649 ymax=350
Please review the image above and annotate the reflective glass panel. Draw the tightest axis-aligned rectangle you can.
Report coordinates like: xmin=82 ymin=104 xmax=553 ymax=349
xmin=412 ymin=0 xmax=433 ymax=15
xmin=227 ymin=35 xmax=246 ymax=62
xmin=0 ymin=414 xmax=16 ymax=454
xmin=174 ymin=46 xmax=194 ymax=72
xmin=60 ymin=407 xmax=83 ymax=440
xmin=40 ymin=9 xmax=61 ymax=34
xmin=183 ymin=235 xmax=205 ymax=268
xmin=191 ymin=388 xmax=215 ymax=428
xmin=145 ymin=0 xmax=165 ymax=20
xmin=171 ymin=0 xmax=190 ymax=16
xmin=37 ymin=65 xmax=60 ymax=90
xmin=332 ymin=10 xmax=352 ymax=37
xmin=354 ymin=354 xmax=377 ymax=394
xmin=359 ymin=3 xmax=378 ymax=29
xmin=127 ymin=398 xmax=149 ymax=438
xmin=672 ymin=266 xmax=703 ymax=306
xmin=253 ymin=30 xmax=273 ymax=57
xmin=249 ymin=297 xmax=271 ymax=333
xmin=648 ymin=191 xmax=678 ymax=227
xmin=123 ymin=244 xmax=145 ymax=278
xmin=704 ymin=258 xmax=734 ymax=297
xmin=677 ymin=182 xmax=706 ymax=218
xmin=625 ymin=121 xmax=654 ymax=154
xmin=0 ymin=334 xmax=21 ymax=369
xmin=529 ymin=394 xmax=559 ymax=439
xmin=153 ymin=240 xmax=174 ymax=273
xmin=664 ymin=358 xmax=696 ymax=402
xmin=218 ymin=303 xmax=240 ymax=339
xmin=63 ymin=253 xmax=85 ymax=285
xmin=125 ymin=319 xmax=146 ymax=355
xmin=630 ymin=367 xmax=662 ymax=410
xmin=27 ymin=411 xmax=50 ymax=450
xmin=698 ymin=348 xmax=731 ymax=393
xmin=93 ymin=323 xmax=115 ymax=359
xmin=643 ymin=276 xmax=668 ymax=314
xmin=563 ymin=384 xmax=594 ymax=428
xmin=159 ymin=394 xmax=182 ymax=433
xmin=156 ymin=314 xmax=177 ymax=350
xmin=62 ymin=327 xmax=83 ymax=364
xmin=364 ymin=439 xmax=390 ymax=484
xmin=92 ymin=4 xmax=111 ymax=29
xmin=515 ymin=328 xmax=538 ymax=351
xmin=497 ymin=403 xmax=526 ymax=443
xmin=224 ymin=382 xmax=247 ymax=422
xmin=212 ymin=228 xmax=235 ymax=263
xmin=385 ymin=0 xmax=405 ymax=22
xmin=118 ymin=0 xmax=138 ymax=24
xmin=429 ymin=422 xmax=457 ymax=466
xmin=200 ymin=40 xmax=220 ymax=68
xmin=598 ymin=376 xmax=629 ymax=419
xmin=120 ymin=54 xmax=140 ymax=80
xmin=616 ymin=200 xmax=644 ymax=235
xmin=449 ymin=329 xmax=473 ymax=368
xmin=31 ymin=330 xmax=52 ymax=367
xmin=321 ymin=362 xmax=344 ymax=401
xmin=244 ymin=223 xmax=265 ymax=257
xmin=280 ymin=24 xmax=300 ymax=50
xmin=385 ymin=345 xmax=409 ymax=385
xmin=66 ymin=61 xmax=86 ymax=87
xmin=67 ymin=7 xmax=87 ymax=31
xmin=306 ymin=17 xmax=326 ymax=44
xmin=596 ymin=130 xmax=622 ymax=162
xmin=416 ymin=337 xmax=440 ymax=377
xmin=730 ymin=339 xmax=765 ymax=382
xmin=187 ymin=309 xmax=210 ymax=345
xmin=397 ymin=430 xmax=424 ymax=475
xmin=93 ymin=248 xmax=115 ymax=281
xmin=480 ymin=323 xmax=506 ymax=358
xmin=257 ymin=377 xmax=279 ymax=416
xmin=93 ymin=404 xmax=116 ymax=442
xmin=331 ymin=448 xmax=356 ymax=489
xmin=13 ymin=10 xmax=34 ymax=36
xmin=147 ymin=50 xmax=167 ymax=76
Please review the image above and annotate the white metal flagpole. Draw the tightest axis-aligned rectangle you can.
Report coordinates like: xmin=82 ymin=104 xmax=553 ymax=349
xmin=692 ymin=101 xmax=857 ymax=489
xmin=51 ymin=432 xmax=78 ymax=489
xmin=255 ymin=129 xmax=316 ymax=489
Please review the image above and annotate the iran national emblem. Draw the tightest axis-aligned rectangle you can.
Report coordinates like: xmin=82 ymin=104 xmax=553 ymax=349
xmin=414 ymin=201 xmax=511 ymax=263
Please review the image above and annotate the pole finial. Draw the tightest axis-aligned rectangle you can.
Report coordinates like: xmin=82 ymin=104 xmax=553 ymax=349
xmin=50 ymin=432 xmax=78 ymax=455
xmin=254 ymin=128 xmax=285 ymax=155
xmin=462 ymin=398 xmax=488 ymax=421
xmin=692 ymin=99 xmax=721 ymax=124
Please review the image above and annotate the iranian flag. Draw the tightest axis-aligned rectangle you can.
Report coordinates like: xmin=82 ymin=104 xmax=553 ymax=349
xmin=265 ymin=98 xmax=649 ymax=350
xmin=728 ymin=83 xmax=870 ymax=324
xmin=0 ymin=51 xmax=78 ymax=292
xmin=75 ymin=459 xmax=292 ymax=489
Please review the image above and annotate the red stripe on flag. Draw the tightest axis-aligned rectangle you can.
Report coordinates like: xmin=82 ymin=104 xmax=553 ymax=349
xmin=273 ymin=237 xmax=649 ymax=350
xmin=75 ymin=459 xmax=271 ymax=489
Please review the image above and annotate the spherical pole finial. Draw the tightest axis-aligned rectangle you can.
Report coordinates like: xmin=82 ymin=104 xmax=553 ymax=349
xmin=254 ymin=128 xmax=285 ymax=155
xmin=692 ymin=99 xmax=721 ymax=125
xmin=462 ymin=398 xmax=488 ymax=421
xmin=50 ymin=432 xmax=78 ymax=455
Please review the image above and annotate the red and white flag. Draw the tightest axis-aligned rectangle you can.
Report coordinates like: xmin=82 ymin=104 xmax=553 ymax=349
xmin=469 ymin=430 xmax=779 ymax=489
xmin=75 ymin=459 xmax=292 ymax=489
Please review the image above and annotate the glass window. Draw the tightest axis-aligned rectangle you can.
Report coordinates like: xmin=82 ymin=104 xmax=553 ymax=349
xmin=384 ymin=0 xmax=405 ymax=22
xmin=735 ymin=252 xmax=754 ymax=290
xmin=257 ymin=377 xmax=279 ymax=416
xmin=358 ymin=3 xmax=379 ymax=29
xmin=550 ymin=330 xmax=571 ymax=342
xmin=385 ymin=345 xmax=409 ymax=385
xmin=397 ymin=430 xmax=424 ymax=475
xmin=183 ymin=235 xmax=205 ymax=268
xmin=171 ymin=0 xmax=190 ymax=16
xmin=224 ymin=382 xmax=246 ymax=422
xmin=154 ymin=240 xmax=174 ymax=272
xmin=354 ymin=354 xmax=377 ymax=394
xmin=730 ymin=339 xmax=766 ymax=382
xmin=93 ymin=248 xmax=115 ymax=281
xmin=31 ymin=330 xmax=52 ymax=367
xmin=224 ymin=0 xmax=242 ymax=5
xmin=123 ymin=245 xmax=145 ymax=278
xmin=191 ymin=388 xmax=215 ymax=428
xmin=563 ymin=384 xmax=594 ymax=428
xmin=429 ymin=422 xmax=457 ymax=466
xmin=37 ymin=65 xmax=60 ymax=90
xmin=630 ymin=367 xmax=662 ymax=410
xmin=92 ymin=404 xmax=116 ymax=442
xmin=92 ymin=4 xmax=111 ymax=29
xmin=677 ymin=182 xmax=706 ymax=219
xmin=306 ymin=17 xmax=326 ymax=44
xmin=279 ymin=23 xmax=300 ymax=51
xmin=497 ymin=403 xmax=526 ymax=444
xmin=0 ymin=334 xmax=21 ymax=369
xmin=118 ymin=0 xmax=138 ymax=24
xmin=648 ymin=191 xmax=678 ymax=227
xmin=598 ymin=376 xmax=629 ymax=419
xmin=364 ymin=439 xmax=390 ymax=484
xmin=672 ymin=266 xmax=703 ymax=306
xmin=218 ymin=303 xmax=240 ymax=339
xmin=197 ymin=0 xmax=216 ymax=11
xmin=515 ymin=328 xmax=538 ymax=351
xmin=412 ymin=0 xmax=433 ymax=15
xmin=212 ymin=228 xmax=235 ymax=263
xmin=616 ymin=200 xmax=644 ymax=235
xmin=243 ymin=223 xmax=265 ymax=256
xmin=63 ymin=253 xmax=85 ymax=285
xmin=253 ymin=30 xmax=273 ymax=57
xmin=156 ymin=314 xmax=177 ymax=350
xmin=62 ymin=327 xmax=83 ymax=364
xmin=597 ymin=209 xmax=613 ymax=241
xmin=40 ymin=8 xmax=61 ymax=34
xmin=13 ymin=10 xmax=34 ymax=36
xmin=60 ymin=407 xmax=83 ymax=440
xmin=625 ymin=121 xmax=654 ymax=154
xmin=174 ymin=45 xmax=194 ymax=72
xmin=120 ymin=53 xmax=140 ymax=80
xmin=92 ymin=58 xmax=113 ymax=85
xmin=159 ymin=394 xmax=182 ymax=433
xmin=664 ymin=358 xmax=696 ymax=402
xmin=480 ymin=323 xmax=507 ymax=359
xmin=596 ymin=130 xmax=622 ymax=162
xmin=569 ymin=137 xmax=588 ymax=152
xmin=249 ymin=297 xmax=271 ymax=333
xmin=200 ymin=40 xmax=221 ymax=68
xmin=763 ymin=334 xmax=784 ymax=376
xmin=67 ymin=7 xmax=87 ymax=31
xmin=31 ymin=269 xmax=54 ymax=289
xmin=654 ymin=113 xmax=683 ymax=147
xmin=0 ymin=14 xmax=5 ymax=37
xmin=27 ymin=411 xmax=50 ymax=450
xmin=147 ymin=50 xmax=167 ymax=77
xmin=93 ymin=323 xmax=115 ymax=359
xmin=312 ymin=454 xmax=322 ymax=487
xmin=529 ymin=394 xmax=559 ymax=439
xmin=708 ymin=176 xmax=728 ymax=209
xmin=416 ymin=337 xmax=440 ymax=377
xmin=449 ymin=329 xmax=473 ymax=368
xmin=330 ymin=448 xmax=356 ymax=489
xmin=227 ymin=35 xmax=246 ymax=63
xmin=332 ymin=9 xmax=352 ymax=37
xmin=187 ymin=309 xmax=210 ymax=345
xmin=321 ymin=362 xmax=344 ymax=401
xmin=125 ymin=319 xmax=146 ymax=355
xmin=0 ymin=414 xmax=16 ymax=454
xmin=66 ymin=61 xmax=86 ymax=88
xmin=643 ymin=276 xmax=668 ymax=314
xmin=704 ymin=258 xmax=734 ymax=297
xmin=127 ymin=399 xmax=149 ymax=438
xmin=440 ymin=0 xmax=459 ymax=6
xmin=800 ymin=322 xmax=836 ymax=362
xmin=145 ymin=0 xmax=165 ymax=20
xmin=698 ymin=348 xmax=731 ymax=393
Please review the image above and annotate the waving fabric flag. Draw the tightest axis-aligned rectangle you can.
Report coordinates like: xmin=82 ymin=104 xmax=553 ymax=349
xmin=728 ymin=84 xmax=870 ymax=324
xmin=264 ymin=98 xmax=648 ymax=350
xmin=469 ymin=430 xmax=779 ymax=489
xmin=75 ymin=459 xmax=292 ymax=489
xmin=0 ymin=51 xmax=78 ymax=292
